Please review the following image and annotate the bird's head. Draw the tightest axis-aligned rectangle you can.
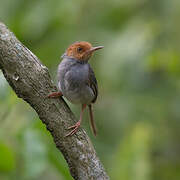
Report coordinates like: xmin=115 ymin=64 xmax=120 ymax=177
xmin=65 ymin=41 xmax=104 ymax=62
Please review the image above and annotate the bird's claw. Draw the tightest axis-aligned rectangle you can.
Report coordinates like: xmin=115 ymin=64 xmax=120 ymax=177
xmin=65 ymin=122 xmax=81 ymax=137
xmin=47 ymin=92 xmax=63 ymax=98
xmin=47 ymin=94 xmax=54 ymax=98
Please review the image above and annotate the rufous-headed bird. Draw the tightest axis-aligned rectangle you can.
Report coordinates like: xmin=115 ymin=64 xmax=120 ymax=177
xmin=48 ymin=41 xmax=104 ymax=137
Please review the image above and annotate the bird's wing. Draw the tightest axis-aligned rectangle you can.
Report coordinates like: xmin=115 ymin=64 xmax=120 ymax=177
xmin=88 ymin=65 xmax=98 ymax=103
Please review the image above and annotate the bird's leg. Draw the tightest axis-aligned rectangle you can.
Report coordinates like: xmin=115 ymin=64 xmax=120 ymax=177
xmin=88 ymin=104 xmax=97 ymax=136
xmin=47 ymin=91 xmax=63 ymax=98
xmin=65 ymin=104 xmax=87 ymax=137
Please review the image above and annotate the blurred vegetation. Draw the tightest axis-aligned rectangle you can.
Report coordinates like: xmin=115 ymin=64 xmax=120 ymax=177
xmin=0 ymin=0 xmax=180 ymax=179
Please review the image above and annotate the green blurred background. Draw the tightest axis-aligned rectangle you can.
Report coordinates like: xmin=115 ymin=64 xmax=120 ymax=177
xmin=0 ymin=0 xmax=180 ymax=179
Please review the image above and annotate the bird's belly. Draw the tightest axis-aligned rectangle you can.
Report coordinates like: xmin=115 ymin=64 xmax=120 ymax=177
xmin=58 ymin=61 xmax=94 ymax=104
xmin=63 ymin=86 xmax=94 ymax=105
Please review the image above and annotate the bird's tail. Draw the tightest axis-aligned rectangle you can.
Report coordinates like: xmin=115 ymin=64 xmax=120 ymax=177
xmin=88 ymin=104 xmax=97 ymax=136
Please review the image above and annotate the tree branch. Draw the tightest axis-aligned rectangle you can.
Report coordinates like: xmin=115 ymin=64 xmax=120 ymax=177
xmin=0 ymin=22 xmax=109 ymax=180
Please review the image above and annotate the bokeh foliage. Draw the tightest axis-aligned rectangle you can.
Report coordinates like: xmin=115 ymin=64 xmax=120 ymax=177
xmin=1 ymin=0 xmax=180 ymax=179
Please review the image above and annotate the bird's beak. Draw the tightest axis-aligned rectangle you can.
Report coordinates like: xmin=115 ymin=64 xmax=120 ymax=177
xmin=89 ymin=46 xmax=104 ymax=53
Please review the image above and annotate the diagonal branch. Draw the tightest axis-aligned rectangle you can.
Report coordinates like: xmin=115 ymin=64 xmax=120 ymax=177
xmin=0 ymin=22 xmax=109 ymax=180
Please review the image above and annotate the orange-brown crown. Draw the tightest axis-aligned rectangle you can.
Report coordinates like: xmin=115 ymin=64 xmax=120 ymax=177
xmin=66 ymin=41 xmax=104 ymax=61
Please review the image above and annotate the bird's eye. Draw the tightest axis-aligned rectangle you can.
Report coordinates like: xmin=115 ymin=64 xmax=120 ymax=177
xmin=77 ymin=47 xmax=83 ymax=52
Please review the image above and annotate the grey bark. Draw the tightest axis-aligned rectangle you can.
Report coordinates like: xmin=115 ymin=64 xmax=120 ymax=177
xmin=0 ymin=22 xmax=109 ymax=180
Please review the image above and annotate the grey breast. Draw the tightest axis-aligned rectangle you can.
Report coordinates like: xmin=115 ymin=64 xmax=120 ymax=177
xmin=57 ymin=57 xmax=94 ymax=104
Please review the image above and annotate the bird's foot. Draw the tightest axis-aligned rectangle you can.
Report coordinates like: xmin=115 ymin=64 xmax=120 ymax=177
xmin=47 ymin=92 xmax=63 ymax=98
xmin=65 ymin=121 xmax=81 ymax=137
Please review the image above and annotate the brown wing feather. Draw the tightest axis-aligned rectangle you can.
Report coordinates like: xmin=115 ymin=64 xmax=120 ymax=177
xmin=88 ymin=65 xmax=98 ymax=103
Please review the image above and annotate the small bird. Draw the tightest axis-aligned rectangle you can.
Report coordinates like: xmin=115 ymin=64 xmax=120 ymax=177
xmin=48 ymin=41 xmax=104 ymax=137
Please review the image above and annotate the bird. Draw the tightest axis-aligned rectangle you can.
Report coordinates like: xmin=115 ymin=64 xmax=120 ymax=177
xmin=48 ymin=41 xmax=104 ymax=137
